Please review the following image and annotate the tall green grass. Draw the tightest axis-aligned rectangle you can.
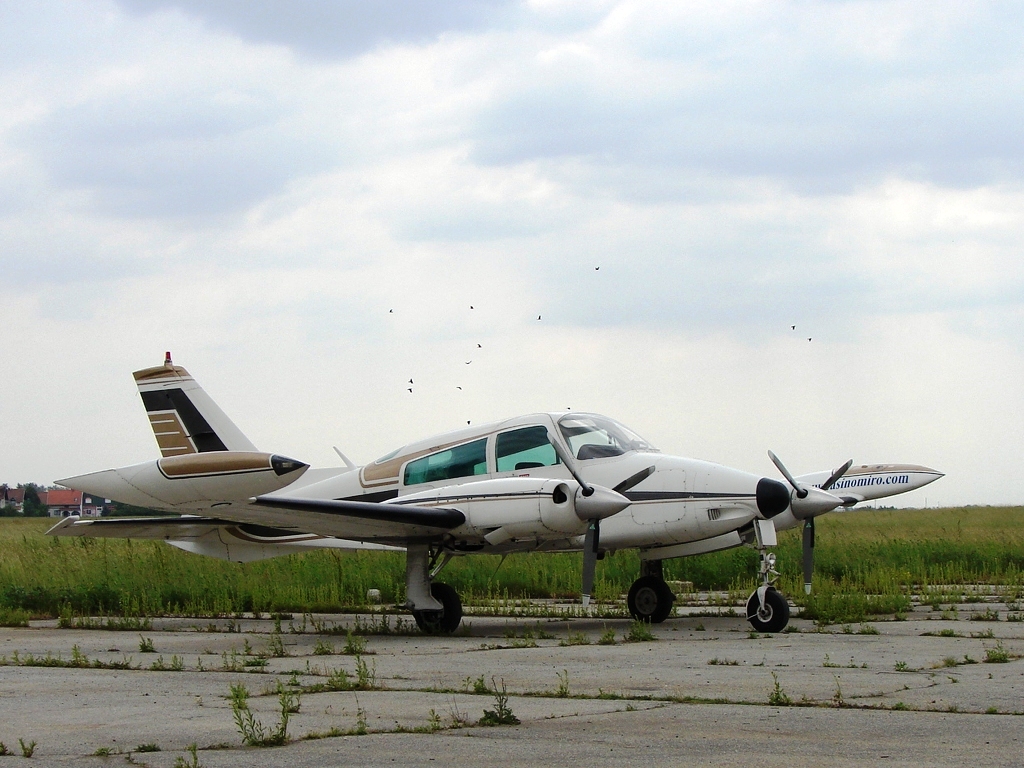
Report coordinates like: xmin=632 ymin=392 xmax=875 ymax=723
xmin=1 ymin=507 xmax=1022 ymax=619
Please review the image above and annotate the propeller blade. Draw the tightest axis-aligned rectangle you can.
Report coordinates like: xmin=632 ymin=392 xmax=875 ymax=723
xmin=802 ymin=518 xmax=814 ymax=594
xmin=821 ymin=459 xmax=853 ymax=491
xmin=581 ymin=521 xmax=599 ymax=607
xmin=547 ymin=433 xmax=593 ymax=496
xmin=767 ymin=450 xmax=808 ymax=499
xmin=612 ymin=465 xmax=655 ymax=494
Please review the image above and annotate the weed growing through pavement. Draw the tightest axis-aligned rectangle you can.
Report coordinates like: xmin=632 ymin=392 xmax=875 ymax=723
xmin=343 ymin=631 xmax=368 ymax=655
xmin=479 ymin=678 xmax=519 ymax=726
xmin=831 ymin=675 xmax=844 ymax=708
xmin=598 ymin=626 xmax=617 ymax=645
xmin=985 ymin=643 xmax=1010 ymax=663
xmin=559 ymin=631 xmax=590 ymax=646
xmin=767 ymin=671 xmax=792 ymax=706
xmin=173 ymin=743 xmax=204 ymax=768
xmin=138 ymin=636 xmax=155 ymax=653
xmin=18 ymin=739 xmax=35 ymax=758
xmin=623 ymin=620 xmax=656 ymax=643
xmin=231 ymin=685 xmax=291 ymax=747
xmin=555 ymin=669 xmax=570 ymax=698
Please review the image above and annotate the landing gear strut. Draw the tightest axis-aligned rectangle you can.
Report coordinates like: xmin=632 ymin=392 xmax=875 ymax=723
xmin=627 ymin=559 xmax=675 ymax=623
xmin=406 ymin=544 xmax=463 ymax=634
xmin=745 ymin=520 xmax=790 ymax=633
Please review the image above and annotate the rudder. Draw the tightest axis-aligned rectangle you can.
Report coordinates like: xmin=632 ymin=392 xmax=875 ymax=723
xmin=134 ymin=352 xmax=258 ymax=456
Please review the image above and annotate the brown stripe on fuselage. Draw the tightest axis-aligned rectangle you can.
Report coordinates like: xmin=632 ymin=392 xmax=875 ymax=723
xmin=843 ymin=464 xmax=936 ymax=475
xmin=158 ymin=452 xmax=273 ymax=477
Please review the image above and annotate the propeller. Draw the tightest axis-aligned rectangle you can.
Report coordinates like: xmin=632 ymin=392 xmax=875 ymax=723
xmin=799 ymin=458 xmax=853 ymax=594
xmin=768 ymin=452 xmax=852 ymax=595
xmin=548 ymin=433 xmax=654 ymax=606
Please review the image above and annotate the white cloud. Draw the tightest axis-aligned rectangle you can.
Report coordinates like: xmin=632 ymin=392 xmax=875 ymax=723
xmin=0 ymin=1 xmax=1020 ymax=507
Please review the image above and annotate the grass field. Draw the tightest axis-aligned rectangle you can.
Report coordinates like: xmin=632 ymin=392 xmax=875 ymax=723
xmin=1 ymin=507 xmax=1022 ymax=624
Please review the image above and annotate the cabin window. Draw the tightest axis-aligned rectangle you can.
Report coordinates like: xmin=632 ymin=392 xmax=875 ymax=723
xmin=495 ymin=426 xmax=560 ymax=472
xmin=404 ymin=438 xmax=488 ymax=485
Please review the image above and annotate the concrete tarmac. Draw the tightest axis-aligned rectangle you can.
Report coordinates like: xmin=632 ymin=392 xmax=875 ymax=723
xmin=1 ymin=602 xmax=1023 ymax=766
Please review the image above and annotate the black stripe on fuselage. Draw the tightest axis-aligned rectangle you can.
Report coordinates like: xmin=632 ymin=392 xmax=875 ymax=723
xmin=141 ymin=389 xmax=228 ymax=452
xmin=625 ymin=491 xmax=756 ymax=502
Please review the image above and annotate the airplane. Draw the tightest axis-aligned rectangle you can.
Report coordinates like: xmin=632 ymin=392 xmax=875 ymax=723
xmin=49 ymin=354 xmax=943 ymax=634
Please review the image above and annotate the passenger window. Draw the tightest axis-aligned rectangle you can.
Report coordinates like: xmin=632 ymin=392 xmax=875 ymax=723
xmin=495 ymin=426 xmax=559 ymax=472
xmin=404 ymin=439 xmax=488 ymax=485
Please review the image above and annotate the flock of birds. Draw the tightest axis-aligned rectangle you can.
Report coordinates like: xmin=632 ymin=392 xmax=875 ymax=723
xmin=387 ymin=271 xmax=610 ymax=424
xmin=390 ymin=267 xmax=814 ymax=425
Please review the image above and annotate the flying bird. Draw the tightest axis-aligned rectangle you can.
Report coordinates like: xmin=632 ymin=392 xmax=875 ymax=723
xmin=407 ymin=388 xmax=413 ymax=393
xmin=389 ymin=309 xmax=394 ymax=314
xmin=465 ymin=360 xmax=472 ymax=365
xmin=537 ymin=315 xmax=542 ymax=320
xmin=408 ymin=378 xmax=413 ymax=384
xmin=595 ymin=266 xmax=600 ymax=271
xmin=791 ymin=325 xmax=795 ymax=330
xmin=456 ymin=386 xmax=462 ymax=390
xmin=476 ymin=343 xmax=482 ymax=348
xmin=470 ymin=305 xmax=474 ymax=310
xmin=808 ymin=338 xmax=812 ymax=342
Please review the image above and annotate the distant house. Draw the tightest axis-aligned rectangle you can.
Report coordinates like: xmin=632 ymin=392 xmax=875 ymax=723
xmin=1 ymin=485 xmax=25 ymax=513
xmin=41 ymin=489 xmax=84 ymax=517
xmin=81 ymin=494 xmax=109 ymax=517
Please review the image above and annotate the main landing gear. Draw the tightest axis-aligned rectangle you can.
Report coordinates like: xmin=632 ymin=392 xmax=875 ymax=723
xmin=627 ymin=560 xmax=676 ymax=623
xmin=745 ymin=521 xmax=790 ymax=633
xmin=406 ymin=545 xmax=463 ymax=634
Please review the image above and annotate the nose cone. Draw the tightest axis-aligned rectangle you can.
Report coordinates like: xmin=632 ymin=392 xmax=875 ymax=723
xmin=574 ymin=485 xmax=631 ymax=521
xmin=756 ymin=478 xmax=790 ymax=519
xmin=791 ymin=486 xmax=843 ymax=519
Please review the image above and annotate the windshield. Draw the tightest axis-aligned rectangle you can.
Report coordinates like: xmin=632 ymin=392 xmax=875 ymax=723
xmin=557 ymin=414 xmax=658 ymax=460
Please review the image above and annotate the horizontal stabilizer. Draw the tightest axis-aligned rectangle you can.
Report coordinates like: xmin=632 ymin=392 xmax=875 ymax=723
xmin=46 ymin=515 xmax=402 ymax=562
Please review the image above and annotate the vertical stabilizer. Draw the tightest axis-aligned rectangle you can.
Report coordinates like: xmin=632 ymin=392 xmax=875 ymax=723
xmin=133 ymin=353 xmax=258 ymax=456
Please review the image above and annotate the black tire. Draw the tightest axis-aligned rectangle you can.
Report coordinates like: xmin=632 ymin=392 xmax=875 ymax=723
xmin=746 ymin=588 xmax=790 ymax=633
xmin=412 ymin=582 xmax=463 ymax=634
xmin=627 ymin=576 xmax=675 ymax=623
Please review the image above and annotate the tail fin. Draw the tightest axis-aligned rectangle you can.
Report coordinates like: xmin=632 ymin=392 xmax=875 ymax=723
xmin=133 ymin=352 xmax=258 ymax=456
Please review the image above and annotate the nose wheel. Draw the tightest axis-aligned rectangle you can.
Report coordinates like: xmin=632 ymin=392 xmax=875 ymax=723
xmin=745 ymin=548 xmax=790 ymax=632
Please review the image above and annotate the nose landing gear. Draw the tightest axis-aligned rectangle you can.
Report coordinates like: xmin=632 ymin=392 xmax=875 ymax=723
xmin=745 ymin=523 xmax=791 ymax=632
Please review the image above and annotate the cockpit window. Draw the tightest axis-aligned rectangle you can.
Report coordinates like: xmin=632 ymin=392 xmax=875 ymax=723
xmin=403 ymin=438 xmax=488 ymax=485
xmin=496 ymin=426 xmax=560 ymax=472
xmin=557 ymin=414 xmax=657 ymax=460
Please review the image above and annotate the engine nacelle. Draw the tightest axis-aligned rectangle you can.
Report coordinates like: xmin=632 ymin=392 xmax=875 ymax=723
xmin=399 ymin=476 xmax=589 ymax=541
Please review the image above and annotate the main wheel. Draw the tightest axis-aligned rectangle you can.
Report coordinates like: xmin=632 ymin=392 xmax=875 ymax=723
xmin=746 ymin=588 xmax=790 ymax=633
xmin=627 ymin=576 xmax=675 ymax=623
xmin=412 ymin=582 xmax=463 ymax=634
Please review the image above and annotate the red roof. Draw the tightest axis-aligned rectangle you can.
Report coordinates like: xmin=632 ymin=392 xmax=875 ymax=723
xmin=4 ymin=488 xmax=24 ymax=503
xmin=42 ymin=490 xmax=82 ymax=507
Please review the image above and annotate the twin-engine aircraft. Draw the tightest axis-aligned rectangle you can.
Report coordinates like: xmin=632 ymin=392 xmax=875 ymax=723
xmin=50 ymin=355 xmax=943 ymax=633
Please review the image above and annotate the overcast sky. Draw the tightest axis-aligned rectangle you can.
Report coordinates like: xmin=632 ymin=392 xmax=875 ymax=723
xmin=2 ymin=0 xmax=1021 ymax=508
